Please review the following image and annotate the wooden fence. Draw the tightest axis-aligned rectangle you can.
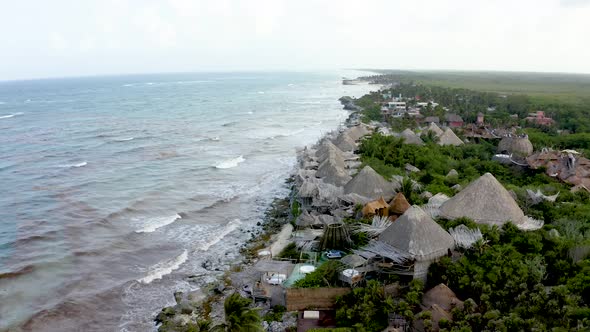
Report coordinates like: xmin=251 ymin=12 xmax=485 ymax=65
xmin=285 ymin=287 xmax=350 ymax=311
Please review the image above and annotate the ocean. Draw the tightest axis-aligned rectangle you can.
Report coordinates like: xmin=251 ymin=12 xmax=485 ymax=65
xmin=0 ymin=71 xmax=376 ymax=331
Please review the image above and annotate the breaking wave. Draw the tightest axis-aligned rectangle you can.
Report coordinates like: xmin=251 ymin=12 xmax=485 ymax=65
xmin=0 ymin=112 xmax=23 ymax=119
xmin=135 ymin=214 xmax=182 ymax=233
xmin=60 ymin=161 xmax=87 ymax=168
xmin=113 ymin=137 xmax=134 ymax=142
xmin=198 ymin=219 xmax=241 ymax=251
xmin=215 ymin=156 xmax=245 ymax=169
xmin=137 ymin=249 xmax=188 ymax=284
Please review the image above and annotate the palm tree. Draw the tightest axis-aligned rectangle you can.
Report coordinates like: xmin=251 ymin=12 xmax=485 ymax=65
xmin=219 ymin=293 xmax=263 ymax=332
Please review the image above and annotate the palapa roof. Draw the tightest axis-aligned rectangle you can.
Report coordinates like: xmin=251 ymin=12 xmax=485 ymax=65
xmin=345 ymin=125 xmax=371 ymax=141
xmin=424 ymin=116 xmax=440 ymax=125
xmin=298 ymin=179 xmax=319 ymax=198
xmin=315 ymin=141 xmax=346 ymax=164
xmin=439 ymin=172 xmax=526 ymax=226
xmin=445 ymin=113 xmax=463 ymax=123
xmin=295 ymin=210 xmax=323 ymax=227
xmin=378 ymin=205 xmax=454 ymax=261
xmin=316 ymin=155 xmax=351 ymax=186
xmin=422 ymin=283 xmax=464 ymax=311
xmin=362 ymin=197 xmax=389 ymax=216
xmin=414 ymin=305 xmax=453 ymax=332
xmin=401 ymin=128 xmax=424 ymax=145
xmin=425 ymin=122 xmax=444 ymax=136
xmin=333 ymin=132 xmax=357 ymax=152
xmin=438 ymin=128 xmax=464 ymax=146
xmin=498 ymin=137 xmax=534 ymax=157
xmin=344 ymin=166 xmax=395 ymax=200
xmin=389 ymin=192 xmax=411 ymax=215
xmin=340 ymin=254 xmax=367 ymax=268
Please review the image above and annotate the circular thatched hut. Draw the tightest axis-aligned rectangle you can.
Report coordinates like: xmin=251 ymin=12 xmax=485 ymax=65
xmin=497 ymin=136 xmax=534 ymax=157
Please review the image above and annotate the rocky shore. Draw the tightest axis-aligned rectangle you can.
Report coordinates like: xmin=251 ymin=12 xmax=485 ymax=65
xmin=155 ymin=98 xmax=363 ymax=332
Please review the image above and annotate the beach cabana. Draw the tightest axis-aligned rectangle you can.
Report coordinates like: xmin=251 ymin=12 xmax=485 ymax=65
xmin=401 ymin=128 xmax=424 ymax=146
xmin=333 ymin=132 xmax=357 ymax=152
xmin=316 ymin=155 xmax=350 ymax=187
xmin=361 ymin=197 xmax=390 ymax=218
xmin=438 ymin=128 xmax=464 ymax=146
xmin=315 ymin=141 xmax=346 ymax=164
xmin=425 ymin=122 xmax=444 ymax=136
xmin=373 ymin=206 xmax=455 ymax=280
xmin=498 ymin=136 xmax=534 ymax=157
xmin=344 ymin=166 xmax=395 ymax=200
xmin=439 ymin=173 xmax=527 ymax=227
xmin=388 ymin=192 xmax=411 ymax=220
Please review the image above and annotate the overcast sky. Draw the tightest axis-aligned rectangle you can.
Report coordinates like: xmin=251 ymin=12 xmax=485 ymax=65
xmin=1 ymin=0 xmax=589 ymax=80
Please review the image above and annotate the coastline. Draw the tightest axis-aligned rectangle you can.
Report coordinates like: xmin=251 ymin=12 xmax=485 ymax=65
xmin=155 ymin=97 xmax=366 ymax=331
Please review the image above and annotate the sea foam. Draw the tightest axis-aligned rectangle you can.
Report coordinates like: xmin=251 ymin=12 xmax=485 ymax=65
xmin=135 ymin=214 xmax=182 ymax=233
xmin=215 ymin=156 xmax=245 ymax=169
xmin=137 ymin=249 xmax=188 ymax=284
xmin=59 ymin=161 xmax=87 ymax=168
xmin=198 ymin=219 xmax=241 ymax=251
xmin=0 ymin=112 xmax=23 ymax=119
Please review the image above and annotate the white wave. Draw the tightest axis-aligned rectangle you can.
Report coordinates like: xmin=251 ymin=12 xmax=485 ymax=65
xmin=215 ymin=156 xmax=245 ymax=169
xmin=268 ymin=128 xmax=305 ymax=139
xmin=60 ymin=161 xmax=87 ymax=168
xmin=0 ymin=112 xmax=23 ymax=119
xmin=199 ymin=219 xmax=241 ymax=251
xmin=247 ymin=111 xmax=254 ymax=115
xmin=209 ymin=136 xmax=220 ymax=141
xmin=146 ymin=82 xmax=155 ymax=85
xmin=114 ymin=137 xmax=134 ymax=142
xmin=0 ymin=101 xmax=6 ymax=105
xmin=135 ymin=214 xmax=182 ymax=233
xmin=137 ymin=249 xmax=188 ymax=284
xmin=257 ymin=91 xmax=265 ymax=94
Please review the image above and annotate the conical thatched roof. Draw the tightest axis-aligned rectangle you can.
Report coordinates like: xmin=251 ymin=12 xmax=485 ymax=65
xmin=439 ymin=173 xmax=526 ymax=226
xmin=378 ymin=206 xmax=454 ymax=260
xmin=316 ymin=155 xmax=351 ymax=186
xmin=401 ymin=128 xmax=424 ymax=145
xmin=422 ymin=283 xmax=463 ymax=311
xmin=426 ymin=122 xmax=444 ymax=136
xmin=345 ymin=125 xmax=371 ymax=141
xmin=498 ymin=137 xmax=534 ymax=157
xmin=362 ymin=197 xmax=389 ymax=217
xmin=315 ymin=141 xmax=345 ymax=164
xmin=298 ymin=179 xmax=319 ymax=198
xmin=333 ymin=132 xmax=357 ymax=152
xmin=438 ymin=128 xmax=463 ymax=146
xmin=389 ymin=192 xmax=411 ymax=215
xmin=344 ymin=166 xmax=395 ymax=200
xmin=295 ymin=210 xmax=323 ymax=228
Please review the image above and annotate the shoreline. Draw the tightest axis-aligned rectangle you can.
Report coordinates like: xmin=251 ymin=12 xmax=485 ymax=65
xmin=155 ymin=98 xmax=365 ymax=331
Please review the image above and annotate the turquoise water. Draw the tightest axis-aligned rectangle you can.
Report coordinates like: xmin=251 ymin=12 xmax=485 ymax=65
xmin=0 ymin=71 xmax=376 ymax=331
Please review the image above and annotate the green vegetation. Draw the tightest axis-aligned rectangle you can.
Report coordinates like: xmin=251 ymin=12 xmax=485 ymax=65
xmin=334 ymin=280 xmax=423 ymax=331
xmin=365 ymin=70 xmax=590 ymax=106
xmin=263 ymin=305 xmax=287 ymax=323
xmin=293 ymin=261 xmax=344 ymax=288
xmin=221 ymin=293 xmax=264 ymax=332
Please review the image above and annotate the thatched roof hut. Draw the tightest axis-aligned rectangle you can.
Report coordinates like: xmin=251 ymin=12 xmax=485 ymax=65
xmin=345 ymin=125 xmax=371 ymax=141
xmin=425 ymin=122 xmax=444 ymax=137
xmin=422 ymin=283 xmax=464 ymax=312
xmin=438 ymin=128 xmax=464 ymax=146
xmin=315 ymin=141 xmax=346 ymax=164
xmin=344 ymin=166 xmax=395 ymax=200
xmin=439 ymin=172 xmax=526 ymax=226
xmin=414 ymin=305 xmax=453 ymax=332
xmin=295 ymin=210 xmax=323 ymax=228
xmin=341 ymin=254 xmax=367 ymax=268
xmin=401 ymin=128 xmax=425 ymax=145
xmin=378 ymin=206 xmax=454 ymax=262
xmin=333 ymin=132 xmax=357 ymax=152
xmin=389 ymin=192 xmax=411 ymax=215
xmin=316 ymin=155 xmax=351 ymax=186
xmin=498 ymin=136 xmax=534 ymax=157
xmin=362 ymin=197 xmax=390 ymax=217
